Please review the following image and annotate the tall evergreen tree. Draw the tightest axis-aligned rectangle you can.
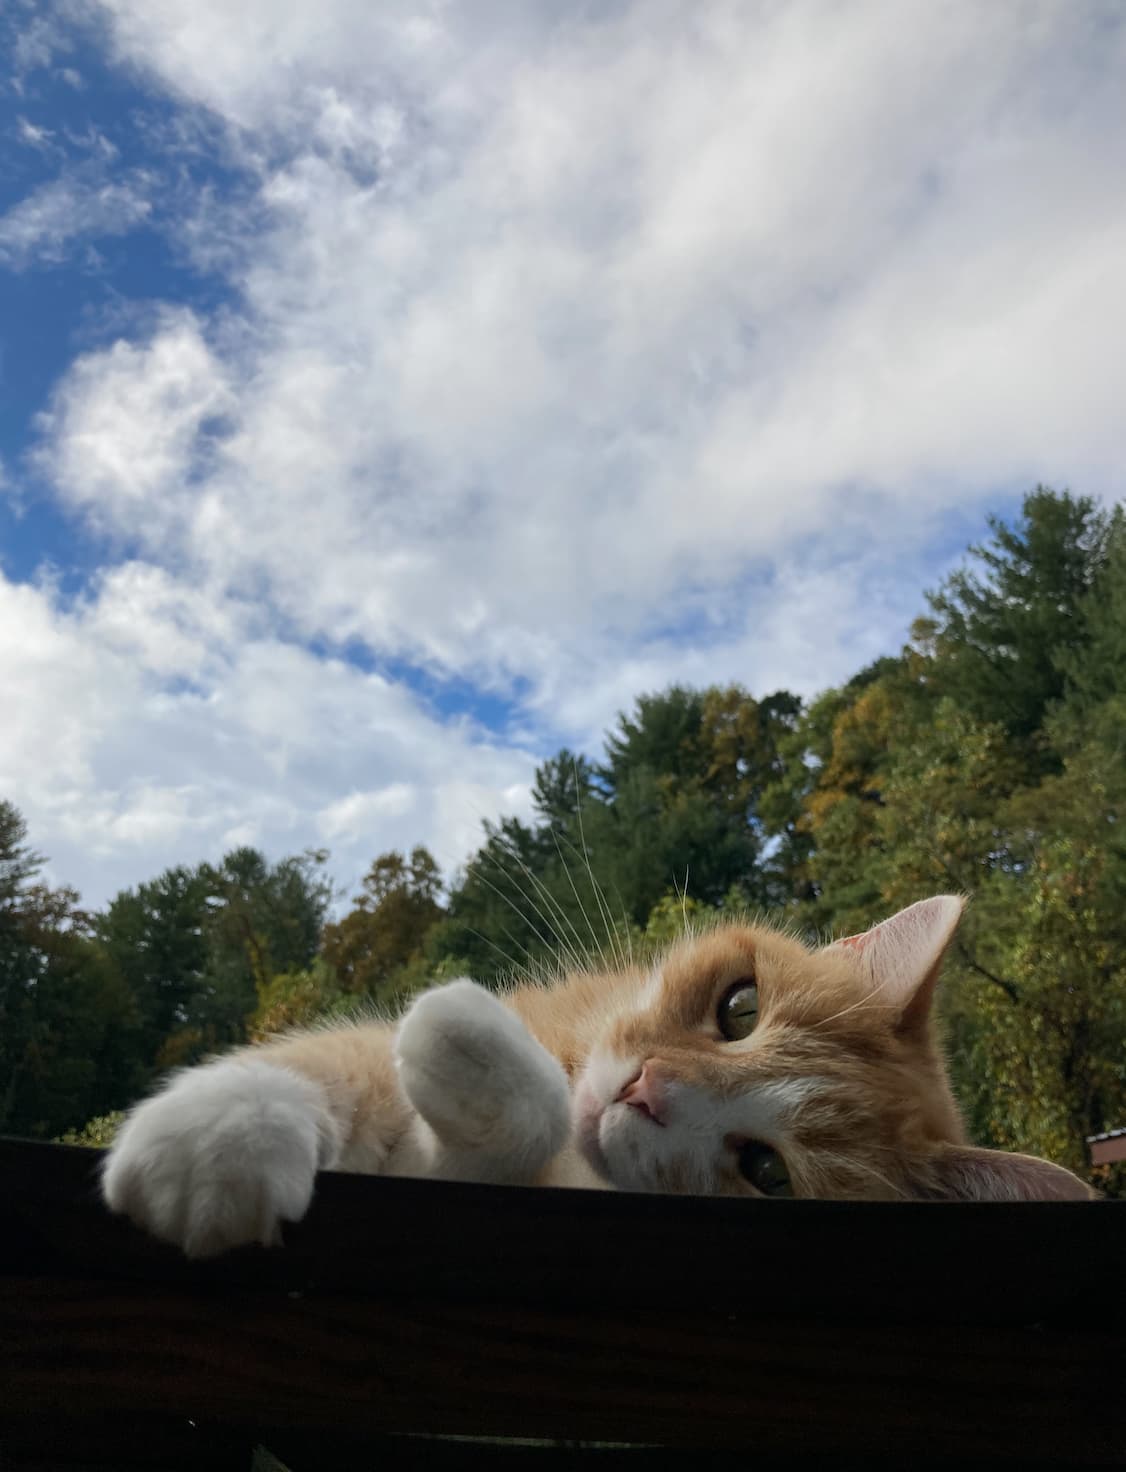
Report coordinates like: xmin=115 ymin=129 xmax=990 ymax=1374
xmin=916 ymin=487 xmax=1111 ymax=750
xmin=0 ymin=801 xmax=140 ymax=1138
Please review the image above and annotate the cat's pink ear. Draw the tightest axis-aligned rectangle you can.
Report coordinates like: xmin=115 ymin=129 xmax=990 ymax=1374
xmin=924 ymin=1145 xmax=1098 ymax=1202
xmin=825 ymin=895 xmax=964 ymax=1034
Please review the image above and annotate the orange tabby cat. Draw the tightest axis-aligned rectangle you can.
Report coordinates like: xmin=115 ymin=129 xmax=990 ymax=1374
xmin=102 ymin=894 xmax=1094 ymax=1256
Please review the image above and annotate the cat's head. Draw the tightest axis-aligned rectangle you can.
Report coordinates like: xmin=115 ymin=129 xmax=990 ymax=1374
xmin=573 ymin=897 xmax=1096 ymax=1202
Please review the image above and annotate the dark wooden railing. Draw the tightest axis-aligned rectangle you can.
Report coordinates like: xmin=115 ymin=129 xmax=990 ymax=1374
xmin=1 ymin=1136 xmax=1123 ymax=1469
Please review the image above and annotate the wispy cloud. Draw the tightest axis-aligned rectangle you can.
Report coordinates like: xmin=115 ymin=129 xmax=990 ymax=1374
xmin=0 ymin=171 xmax=152 ymax=268
xmin=16 ymin=114 xmax=58 ymax=150
xmin=7 ymin=8 xmax=72 ymax=77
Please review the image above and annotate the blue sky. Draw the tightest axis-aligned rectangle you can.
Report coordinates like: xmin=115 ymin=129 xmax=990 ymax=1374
xmin=1 ymin=1 xmax=1124 ymax=908
xmin=0 ymin=8 xmax=239 ymax=578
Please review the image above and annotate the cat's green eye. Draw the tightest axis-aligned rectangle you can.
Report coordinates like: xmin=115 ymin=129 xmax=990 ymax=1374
xmin=718 ymin=979 xmax=759 ymax=1040
xmin=739 ymin=1142 xmax=793 ymax=1198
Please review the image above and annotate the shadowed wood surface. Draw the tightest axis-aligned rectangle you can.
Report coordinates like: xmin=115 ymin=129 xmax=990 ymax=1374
xmin=1 ymin=1137 xmax=1124 ymax=1468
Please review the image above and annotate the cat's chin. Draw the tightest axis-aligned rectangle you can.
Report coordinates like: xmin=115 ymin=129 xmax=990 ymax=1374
xmin=573 ymin=1082 xmax=613 ymax=1180
xmin=572 ymin=1082 xmax=637 ymax=1188
xmin=576 ymin=1131 xmax=616 ymax=1186
xmin=573 ymin=1086 xmax=659 ymax=1192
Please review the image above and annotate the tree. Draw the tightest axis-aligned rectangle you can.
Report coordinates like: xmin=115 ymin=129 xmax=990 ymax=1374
xmin=436 ymin=686 xmax=800 ymax=984
xmin=916 ymin=487 xmax=1111 ymax=752
xmin=321 ymin=847 xmax=444 ymax=1000
xmin=1057 ymin=506 xmax=1126 ymax=718
xmin=96 ymin=865 xmax=210 ymax=1058
xmin=97 ymin=846 xmax=334 ymax=1071
xmin=759 ymin=657 xmax=931 ymax=929
xmin=0 ymin=801 xmax=142 ymax=1139
xmin=531 ymin=750 xmax=598 ymax=829
xmin=188 ymin=846 xmax=333 ymax=1048
xmin=583 ymin=765 xmax=759 ymax=922
xmin=0 ymin=800 xmax=42 ymax=906
xmin=598 ymin=684 xmax=804 ymax=914
xmin=950 ymin=835 xmax=1126 ymax=1178
xmin=602 ymin=687 xmax=705 ymax=794
xmin=248 ymin=958 xmax=347 ymax=1040
xmin=696 ymin=686 xmax=802 ymax=821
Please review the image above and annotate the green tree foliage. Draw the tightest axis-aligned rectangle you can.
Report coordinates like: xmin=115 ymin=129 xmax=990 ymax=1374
xmin=321 ymin=847 xmax=444 ymax=1001
xmin=248 ymin=958 xmax=348 ymax=1040
xmin=190 ymin=846 xmax=333 ymax=1046
xmin=602 ymin=685 xmax=707 ymax=791
xmin=531 ymin=750 xmax=598 ymax=828
xmin=57 ymin=1111 xmax=124 ymax=1148
xmin=96 ymin=845 xmax=333 ymax=1071
xmin=642 ymin=889 xmax=704 ymax=946
xmin=95 ymin=865 xmax=210 ymax=1062
xmin=0 ymin=801 xmax=141 ymax=1138
xmin=915 ymin=488 xmax=1111 ymax=751
xmin=433 ymin=800 xmax=615 ymax=985
xmin=431 ymin=685 xmax=799 ymax=985
xmin=757 ymin=655 xmax=928 ymax=928
xmin=1056 ymin=506 xmax=1126 ymax=718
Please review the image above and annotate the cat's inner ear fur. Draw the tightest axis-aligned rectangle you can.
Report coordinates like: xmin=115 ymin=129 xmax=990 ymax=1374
xmin=824 ymin=895 xmax=965 ymax=1036
xmin=922 ymin=1144 xmax=1099 ymax=1202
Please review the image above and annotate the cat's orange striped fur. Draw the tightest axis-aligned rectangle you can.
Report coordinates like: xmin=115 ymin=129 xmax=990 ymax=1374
xmin=103 ymin=895 xmax=1095 ymax=1257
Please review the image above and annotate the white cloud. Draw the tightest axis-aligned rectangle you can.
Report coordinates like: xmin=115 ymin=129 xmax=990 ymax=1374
xmin=8 ymin=10 xmax=72 ymax=76
xmin=38 ymin=310 xmax=232 ymax=534
xmin=16 ymin=116 xmax=57 ymax=150
xmin=0 ymin=565 xmax=537 ymax=905
xmin=10 ymin=0 xmax=1126 ymax=897
xmin=319 ymin=785 xmax=417 ymax=843
xmin=0 ymin=171 xmax=152 ymax=268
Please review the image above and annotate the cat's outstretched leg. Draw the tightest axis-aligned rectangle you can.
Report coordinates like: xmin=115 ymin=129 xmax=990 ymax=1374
xmin=102 ymin=978 xmax=571 ymax=1256
xmin=395 ymin=979 xmax=571 ymax=1183
xmin=101 ymin=1058 xmax=344 ymax=1258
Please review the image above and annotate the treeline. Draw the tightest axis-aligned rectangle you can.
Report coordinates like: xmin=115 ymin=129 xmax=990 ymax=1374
xmin=2 ymin=487 xmax=1124 ymax=1190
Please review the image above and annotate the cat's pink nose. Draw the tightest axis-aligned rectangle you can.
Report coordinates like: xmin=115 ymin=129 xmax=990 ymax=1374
xmin=615 ymin=1061 xmax=666 ymax=1125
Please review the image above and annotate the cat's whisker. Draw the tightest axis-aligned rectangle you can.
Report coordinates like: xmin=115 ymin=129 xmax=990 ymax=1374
xmin=549 ymin=825 xmax=610 ymax=973
xmin=463 ymin=922 xmax=536 ymax=983
xmin=472 ymin=839 xmax=545 ymax=933
xmin=492 ymin=834 xmax=590 ymax=976
xmin=564 ymin=809 xmax=628 ymax=975
xmin=569 ymin=756 xmax=628 ymax=972
xmin=479 ymin=836 xmax=595 ymax=975
xmin=619 ymin=899 xmax=635 ymax=965
xmin=454 ymin=793 xmax=587 ymax=974
xmin=677 ymin=866 xmax=691 ymax=938
xmin=602 ymin=870 xmax=638 ymax=965
xmin=807 ymin=970 xmax=899 ymax=1030
xmin=469 ymin=863 xmax=569 ymax=965
xmin=814 ymin=1151 xmax=908 ymax=1200
xmin=551 ymin=821 xmax=622 ymax=972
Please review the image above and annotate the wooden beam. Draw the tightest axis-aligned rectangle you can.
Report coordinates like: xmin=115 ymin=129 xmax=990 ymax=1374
xmin=2 ymin=1138 xmax=1124 ymax=1467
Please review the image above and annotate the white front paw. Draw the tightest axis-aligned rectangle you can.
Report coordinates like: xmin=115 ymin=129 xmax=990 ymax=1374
xmin=395 ymin=979 xmax=570 ymax=1172
xmin=102 ymin=1058 xmax=341 ymax=1258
